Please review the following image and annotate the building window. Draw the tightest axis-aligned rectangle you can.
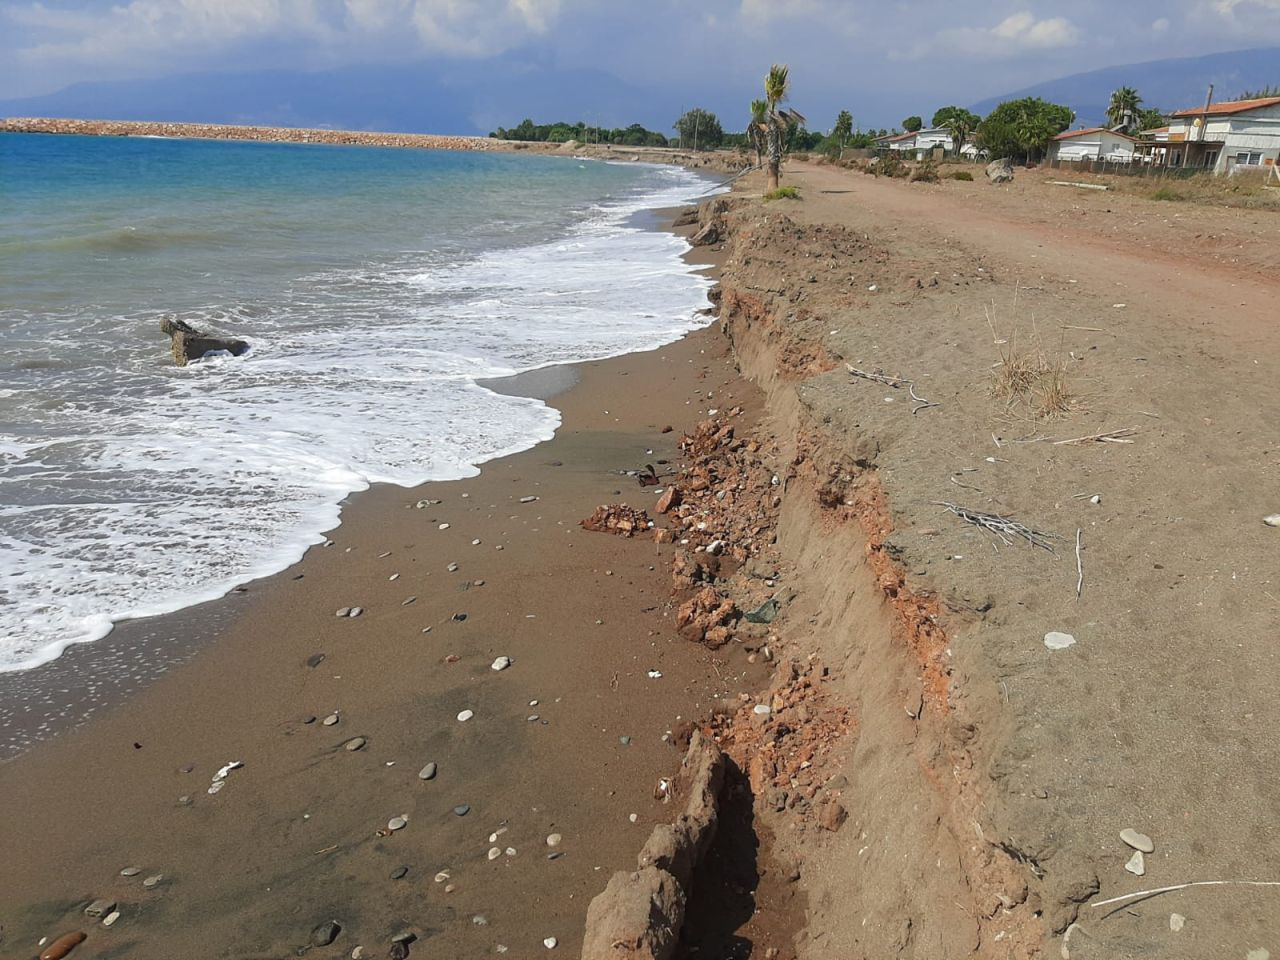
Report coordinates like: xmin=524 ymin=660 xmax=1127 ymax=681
xmin=1235 ymin=151 xmax=1263 ymax=166
xmin=1204 ymin=150 xmax=1219 ymax=168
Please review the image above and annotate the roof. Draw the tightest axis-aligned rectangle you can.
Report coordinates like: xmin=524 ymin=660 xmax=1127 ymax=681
xmin=877 ymin=131 xmax=917 ymax=143
xmin=1053 ymin=127 xmax=1138 ymax=142
xmin=1141 ymin=126 xmax=1170 ymax=135
xmin=1169 ymin=96 xmax=1280 ymax=118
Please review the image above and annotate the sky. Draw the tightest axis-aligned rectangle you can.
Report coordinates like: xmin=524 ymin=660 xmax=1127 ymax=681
xmin=3 ymin=0 xmax=1280 ymax=130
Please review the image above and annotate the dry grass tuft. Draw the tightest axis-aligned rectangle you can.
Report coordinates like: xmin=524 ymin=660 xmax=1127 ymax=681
xmin=985 ymin=297 xmax=1077 ymax=422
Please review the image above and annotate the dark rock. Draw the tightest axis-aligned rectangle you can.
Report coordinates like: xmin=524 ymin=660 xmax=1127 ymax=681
xmin=159 ymin=318 xmax=249 ymax=366
xmin=311 ymin=920 xmax=341 ymax=946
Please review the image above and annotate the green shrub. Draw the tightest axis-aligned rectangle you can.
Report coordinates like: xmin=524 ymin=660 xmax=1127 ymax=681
xmin=874 ymin=152 xmax=908 ymax=178
xmin=950 ymin=170 xmax=974 ymax=181
xmin=763 ymin=186 xmax=801 ymax=200
xmin=1151 ymin=186 xmax=1185 ymax=201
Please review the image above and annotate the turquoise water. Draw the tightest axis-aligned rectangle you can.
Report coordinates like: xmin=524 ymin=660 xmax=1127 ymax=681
xmin=0 ymin=133 xmax=719 ymax=671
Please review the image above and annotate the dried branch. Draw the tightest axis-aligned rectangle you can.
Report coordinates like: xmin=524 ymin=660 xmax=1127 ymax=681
xmin=1053 ymin=428 xmax=1138 ymax=446
xmin=1075 ymin=528 xmax=1083 ymax=599
xmin=1091 ymin=879 xmax=1280 ymax=911
xmin=934 ymin=501 xmax=1058 ymax=551
xmin=846 ymin=364 xmax=940 ymax=414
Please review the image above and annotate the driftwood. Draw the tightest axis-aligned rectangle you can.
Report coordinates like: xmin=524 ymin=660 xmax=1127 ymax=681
xmin=934 ymin=500 xmax=1058 ymax=551
xmin=159 ymin=318 xmax=249 ymax=367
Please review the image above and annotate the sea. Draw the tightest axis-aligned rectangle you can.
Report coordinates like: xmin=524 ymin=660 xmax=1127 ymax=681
xmin=0 ymin=132 xmax=720 ymax=674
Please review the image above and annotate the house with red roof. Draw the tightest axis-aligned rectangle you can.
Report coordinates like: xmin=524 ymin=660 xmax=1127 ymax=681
xmin=1155 ymin=95 xmax=1280 ymax=173
xmin=1049 ymin=127 xmax=1138 ymax=162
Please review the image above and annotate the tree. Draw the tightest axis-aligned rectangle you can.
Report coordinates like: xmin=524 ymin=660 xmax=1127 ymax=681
xmin=933 ymin=105 xmax=980 ymax=155
xmin=833 ymin=109 xmax=853 ymax=156
xmin=977 ymin=97 xmax=1073 ymax=161
xmin=674 ymin=108 xmax=724 ymax=150
xmin=1136 ymin=107 xmax=1166 ymax=133
xmin=747 ymin=99 xmax=768 ymax=166
xmin=757 ymin=64 xmax=806 ymax=190
xmin=1107 ymin=87 xmax=1142 ymax=131
xmin=902 ymin=115 xmax=923 ymax=132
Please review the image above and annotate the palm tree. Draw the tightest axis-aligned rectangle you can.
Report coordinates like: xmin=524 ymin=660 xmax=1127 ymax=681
xmin=760 ymin=64 xmax=806 ymax=191
xmin=947 ymin=114 xmax=976 ymax=158
xmin=748 ymin=98 xmax=768 ymax=168
xmin=1107 ymin=87 xmax=1142 ymax=131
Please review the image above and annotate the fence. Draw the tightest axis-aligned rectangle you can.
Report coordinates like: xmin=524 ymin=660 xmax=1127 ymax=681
xmin=1046 ymin=157 xmax=1209 ymax=179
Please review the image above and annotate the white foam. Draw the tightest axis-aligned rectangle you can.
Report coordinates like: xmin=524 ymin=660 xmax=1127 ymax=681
xmin=0 ymin=163 xmax=722 ymax=672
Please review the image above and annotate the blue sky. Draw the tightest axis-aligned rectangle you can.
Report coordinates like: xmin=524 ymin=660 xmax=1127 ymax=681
xmin=3 ymin=1 xmax=1280 ymax=130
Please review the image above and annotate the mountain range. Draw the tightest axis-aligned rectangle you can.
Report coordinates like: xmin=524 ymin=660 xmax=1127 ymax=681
xmin=969 ymin=47 xmax=1280 ymax=127
xmin=1 ymin=47 xmax=1277 ymax=135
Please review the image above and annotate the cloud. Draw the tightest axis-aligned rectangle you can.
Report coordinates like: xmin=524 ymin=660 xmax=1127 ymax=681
xmin=897 ymin=10 xmax=1081 ymax=59
xmin=2 ymin=0 xmax=562 ymax=70
xmin=1152 ymin=16 xmax=1171 ymax=30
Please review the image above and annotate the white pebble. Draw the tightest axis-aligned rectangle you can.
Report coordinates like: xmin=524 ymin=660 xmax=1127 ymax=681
xmin=491 ymin=656 xmax=511 ymax=672
xmin=1264 ymin=514 xmax=1280 ymax=527
xmin=488 ymin=847 xmax=501 ymax=860
xmin=1169 ymin=913 xmax=1185 ymax=932
xmin=1044 ymin=631 xmax=1076 ymax=650
xmin=457 ymin=709 xmax=474 ymax=722
xmin=544 ymin=938 xmax=558 ymax=950
xmin=103 ymin=910 xmax=120 ymax=927
xmin=439 ymin=523 xmax=450 ymax=530
xmin=1124 ymin=850 xmax=1145 ymax=876
xmin=472 ymin=538 xmax=482 ymax=545
xmin=388 ymin=816 xmax=407 ymax=831
xmin=546 ymin=833 xmax=562 ymax=847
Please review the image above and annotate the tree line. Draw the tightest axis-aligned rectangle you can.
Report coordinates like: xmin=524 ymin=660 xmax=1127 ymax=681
xmin=489 ymin=119 xmax=669 ymax=146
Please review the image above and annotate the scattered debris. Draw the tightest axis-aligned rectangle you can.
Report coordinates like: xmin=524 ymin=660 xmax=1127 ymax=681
xmin=935 ymin=501 xmax=1058 ymax=551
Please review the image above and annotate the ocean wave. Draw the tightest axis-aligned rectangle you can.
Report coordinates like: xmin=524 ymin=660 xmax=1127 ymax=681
xmin=0 ymin=158 xmax=722 ymax=673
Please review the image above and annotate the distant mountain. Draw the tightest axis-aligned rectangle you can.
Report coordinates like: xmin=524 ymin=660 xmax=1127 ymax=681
xmin=0 ymin=56 xmax=663 ymax=136
xmin=970 ymin=47 xmax=1280 ymax=127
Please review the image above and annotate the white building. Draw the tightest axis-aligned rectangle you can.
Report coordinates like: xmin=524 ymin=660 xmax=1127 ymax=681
xmin=1156 ymin=96 xmax=1280 ymax=173
xmin=1049 ymin=127 xmax=1138 ymax=162
xmin=875 ymin=127 xmax=975 ymax=159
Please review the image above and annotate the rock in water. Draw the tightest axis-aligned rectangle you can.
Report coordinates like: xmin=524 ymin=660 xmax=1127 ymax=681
xmin=159 ymin=318 xmax=249 ymax=367
xmin=39 ymin=933 xmax=87 ymax=960
xmin=312 ymin=920 xmax=342 ymax=946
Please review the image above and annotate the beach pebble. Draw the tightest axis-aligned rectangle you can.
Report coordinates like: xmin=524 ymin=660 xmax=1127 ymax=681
xmin=1264 ymin=514 xmax=1280 ymax=527
xmin=38 ymin=932 xmax=86 ymax=960
xmin=620 ymin=736 xmax=631 ymax=745
xmin=344 ymin=737 xmax=367 ymax=752
xmin=84 ymin=899 xmax=116 ymax=919
xmin=1169 ymin=913 xmax=1185 ymax=932
xmin=647 ymin=669 xmax=662 ymax=679
xmin=473 ymin=915 xmax=489 ymax=926
xmin=472 ymin=538 xmax=482 ymax=545
xmin=448 ymin=562 xmax=459 ymax=572
xmin=418 ymin=762 xmax=437 ymax=781
xmin=303 ymin=715 xmax=316 ymax=724
xmin=323 ymin=713 xmax=340 ymax=726
xmin=312 ymin=920 xmax=342 ymax=946
xmin=390 ymin=866 xmax=409 ymax=880
xmin=434 ymin=871 xmax=451 ymax=883
xmin=753 ymin=704 xmax=771 ymax=716
xmin=351 ymin=948 xmax=365 ymax=960
xmin=335 ymin=607 xmax=351 ymax=617
xmin=457 ymin=709 xmax=474 ymax=722
xmin=306 ymin=653 xmax=326 ymax=668
xmin=348 ymin=607 xmax=363 ymax=618
xmin=439 ymin=523 xmax=450 ymax=530
xmin=454 ymin=804 xmax=471 ymax=817
xmin=491 ymin=656 xmax=511 ymax=671
xmin=119 ymin=866 xmax=141 ymax=877
xmin=546 ymin=833 xmax=562 ymax=847
xmin=488 ymin=847 xmax=501 ymax=860
xmin=388 ymin=816 xmax=408 ymax=831
xmin=544 ymin=937 xmax=558 ymax=949
xmin=142 ymin=874 xmax=163 ymax=889
xmin=378 ymin=551 xmax=391 ymax=558
xmin=388 ymin=573 xmax=400 ymax=581
xmin=520 ymin=496 xmax=539 ymax=503
xmin=1120 ymin=828 xmax=1154 ymax=852
xmin=1124 ymin=851 xmax=1146 ymax=876
xmin=1044 ymin=631 xmax=1076 ymax=650
xmin=102 ymin=911 xmax=120 ymax=928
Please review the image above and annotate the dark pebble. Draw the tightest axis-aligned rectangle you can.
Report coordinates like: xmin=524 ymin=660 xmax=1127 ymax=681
xmin=302 ymin=716 xmax=317 ymax=724
xmin=453 ymin=804 xmax=470 ymax=817
xmin=311 ymin=919 xmax=341 ymax=946
xmin=547 ymin=851 xmax=564 ymax=860
xmin=390 ymin=866 xmax=409 ymax=880
xmin=306 ymin=653 xmax=326 ymax=668
xmin=452 ymin=613 xmax=467 ymax=622
xmin=389 ymin=943 xmax=410 ymax=960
